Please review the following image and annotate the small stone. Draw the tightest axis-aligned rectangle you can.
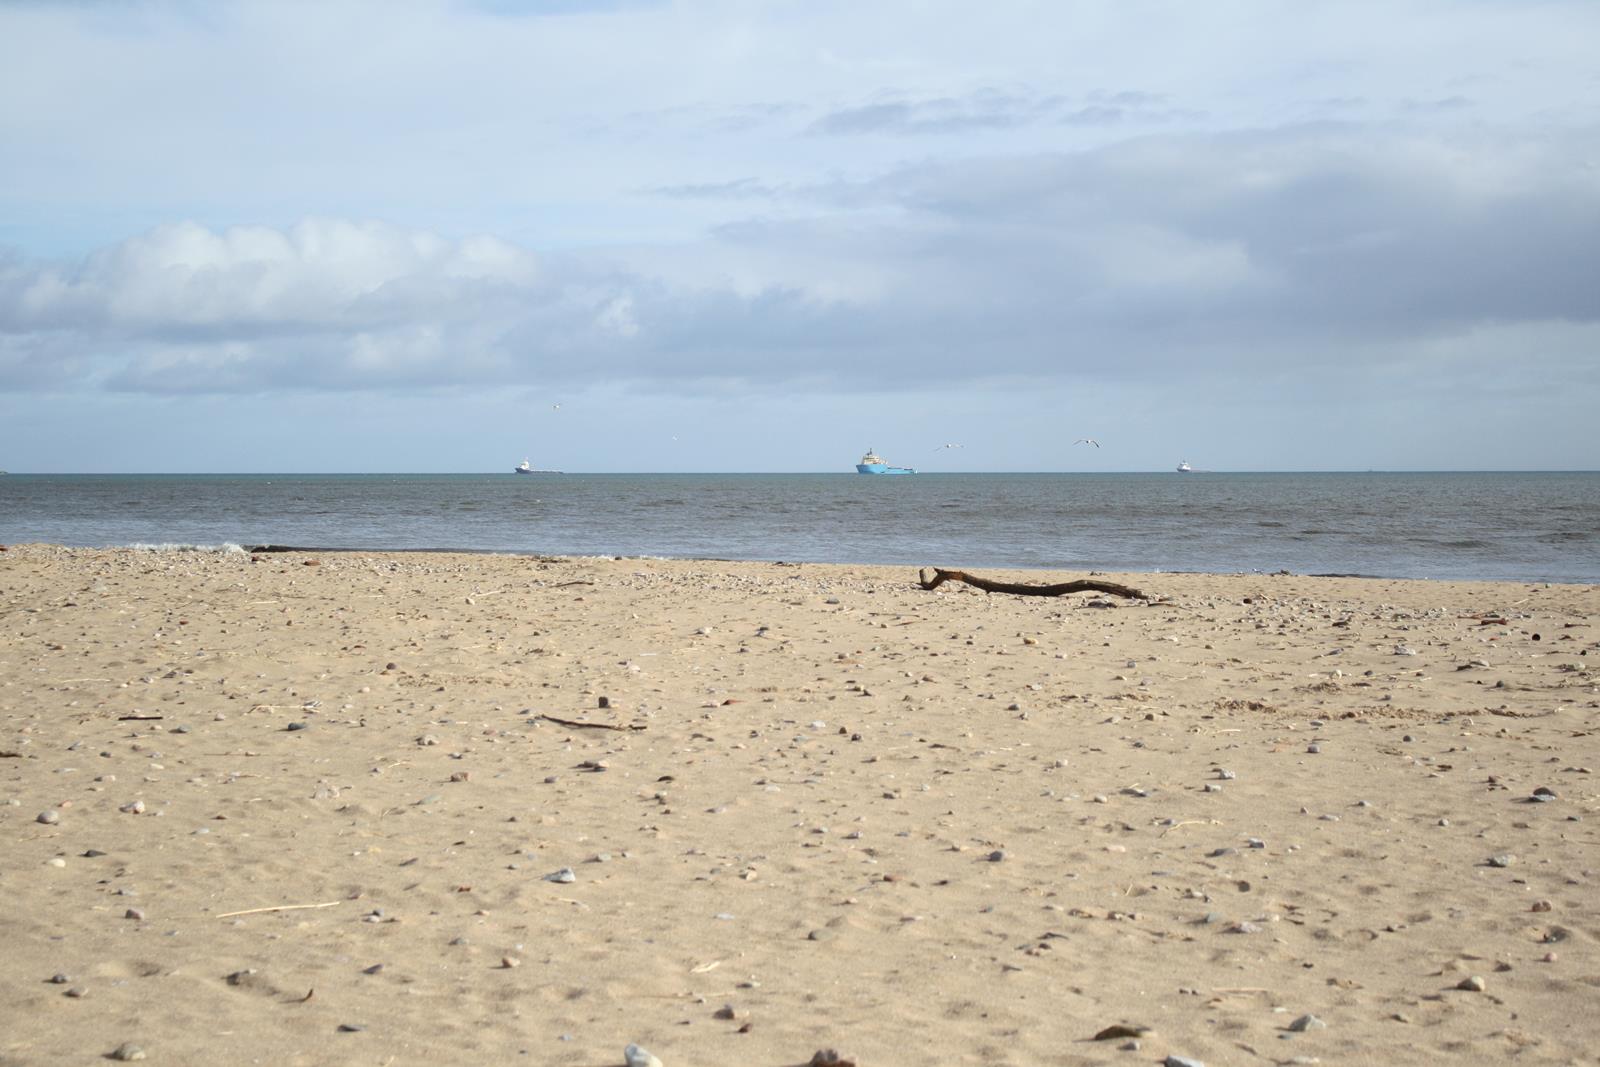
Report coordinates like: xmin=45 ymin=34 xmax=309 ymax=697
xmin=1531 ymin=900 xmax=1553 ymax=912
xmin=36 ymin=810 xmax=60 ymax=825
xmin=987 ymin=850 xmax=1006 ymax=863
xmin=124 ymin=908 xmax=145 ymax=920
xmin=110 ymin=1044 xmax=146 ymax=1061
xmin=809 ymin=1051 xmax=857 ymax=1067
xmin=712 ymin=1003 xmax=747 ymax=1020
xmin=501 ymin=956 xmax=521 ymax=968
xmin=1227 ymin=921 xmax=1262 ymax=934
xmin=807 ymin=929 xmax=833 ymax=942
xmin=1307 ymin=744 xmax=1321 ymax=754
xmin=1218 ymin=769 xmax=1236 ymax=780
xmin=1457 ymin=975 xmax=1487 ymax=992
xmin=1164 ymin=1056 xmax=1205 ymax=1067
xmin=337 ymin=1023 xmax=367 ymax=1033
xmin=65 ymin=986 xmax=88 ymax=998
xmin=597 ymin=696 xmax=612 ymax=709
xmin=49 ymin=973 xmax=70 ymax=984
xmin=543 ymin=867 xmax=576 ymax=883
xmin=1092 ymin=1023 xmax=1151 ymax=1041
xmin=1287 ymin=1013 xmax=1327 ymax=1032
xmin=286 ymin=721 xmax=309 ymax=732
xmin=623 ymin=1044 xmax=663 ymax=1067
xmin=1488 ymin=854 xmax=1515 ymax=868
xmin=120 ymin=800 xmax=145 ymax=815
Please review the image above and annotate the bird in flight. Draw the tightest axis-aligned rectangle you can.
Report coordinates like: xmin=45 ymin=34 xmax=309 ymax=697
xmin=1073 ymin=438 xmax=1100 ymax=448
xmin=932 ymin=443 xmax=964 ymax=452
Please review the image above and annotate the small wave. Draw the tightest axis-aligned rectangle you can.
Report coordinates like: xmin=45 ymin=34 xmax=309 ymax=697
xmin=128 ymin=542 xmax=246 ymax=554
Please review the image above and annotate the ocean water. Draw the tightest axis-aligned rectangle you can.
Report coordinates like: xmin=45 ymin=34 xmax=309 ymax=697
xmin=1 ymin=472 xmax=1596 ymax=583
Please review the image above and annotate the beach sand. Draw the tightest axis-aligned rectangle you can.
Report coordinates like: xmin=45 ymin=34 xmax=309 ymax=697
xmin=2 ymin=544 xmax=1597 ymax=1066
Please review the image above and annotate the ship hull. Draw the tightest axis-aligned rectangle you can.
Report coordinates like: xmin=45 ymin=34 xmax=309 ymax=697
xmin=856 ymin=463 xmax=916 ymax=474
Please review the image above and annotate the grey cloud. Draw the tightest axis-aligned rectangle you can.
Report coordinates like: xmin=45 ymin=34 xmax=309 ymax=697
xmin=809 ymin=88 xmax=1199 ymax=137
xmin=808 ymin=89 xmax=1070 ymax=136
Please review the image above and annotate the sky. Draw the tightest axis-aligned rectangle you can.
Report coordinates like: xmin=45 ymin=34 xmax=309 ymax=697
xmin=1 ymin=0 xmax=1597 ymax=473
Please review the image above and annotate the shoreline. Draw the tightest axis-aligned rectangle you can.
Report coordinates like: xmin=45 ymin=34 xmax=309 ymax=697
xmin=6 ymin=542 xmax=1596 ymax=587
xmin=3 ymin=545 xmax=1597 ymax=1064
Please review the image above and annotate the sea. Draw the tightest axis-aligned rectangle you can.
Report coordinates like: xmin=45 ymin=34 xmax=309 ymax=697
xmin=2 ymin=472 xmax=1597 ymax=584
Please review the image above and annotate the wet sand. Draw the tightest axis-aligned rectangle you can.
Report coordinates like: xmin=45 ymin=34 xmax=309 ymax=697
xmin=3 ymin=544 xmax=1597 ymax=1065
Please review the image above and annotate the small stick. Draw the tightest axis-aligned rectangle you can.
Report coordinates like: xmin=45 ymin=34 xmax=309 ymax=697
xmin=118 ymin=715 xmax=164 ymax=721
xmin=215 ymin=901 xmax=342 ymax=919
xmin=537 ymin=714 xmax=646 ymax=732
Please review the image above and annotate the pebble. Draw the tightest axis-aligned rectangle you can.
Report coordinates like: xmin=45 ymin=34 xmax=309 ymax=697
xmin=125 ymin=908 xmax=145 ymax=920
xmin=543 ymin=867 xmax=576 ymax=883
xmin=50 ymin=973 xmax=71 ymax=984
xmin=1165 ymin=1056 xmax=1205 ymax=1067
xmin=986 ymin=850 xmax=1006 ymax=863
xmin=337 ymin=1023 xmax=367 ymax=1033
xmin=1457 ymin=975 xmax=1487 ymax=992
xmin=1488 ymin=853 xmax=1515 ymax=868
xmin=65 ymin=986 xmax=88 ymax=998
xmin=623 ymin=1044 xmax=663 ymax=1067
xmin=36 ymin=810 xmax=60 ymax=825
xmin=285 ymin=721 xmax=309 ymax=732
xmin=809 ymin=1052 xmax=857 ymax=1067
xmin=1287 ymin=1013 xmax=1327 ymax=1032
xmin=110 ymin=1044 xmax=146 ymax=1061
xmin=120 ymin=800 xmax=145 ymax=815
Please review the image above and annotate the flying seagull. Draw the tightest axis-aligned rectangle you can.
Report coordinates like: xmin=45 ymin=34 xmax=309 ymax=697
xmin=932 ymin=443 xmax=964 ymax=452
xmin=1073 ymin=438 xmax=1100 ymax=448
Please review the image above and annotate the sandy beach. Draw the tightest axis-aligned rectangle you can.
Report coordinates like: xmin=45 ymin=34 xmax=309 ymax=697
xmin=2 ymin=543 xmax=1597 ymax=1066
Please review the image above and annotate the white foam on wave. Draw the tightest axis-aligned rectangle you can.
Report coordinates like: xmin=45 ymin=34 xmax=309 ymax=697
xmin=127 ymin=542 xmax=247 ymax=555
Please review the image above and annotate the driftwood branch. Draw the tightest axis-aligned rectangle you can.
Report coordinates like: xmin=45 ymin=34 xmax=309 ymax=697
xmin=917 ymin=568 xmax=1148 ymax=600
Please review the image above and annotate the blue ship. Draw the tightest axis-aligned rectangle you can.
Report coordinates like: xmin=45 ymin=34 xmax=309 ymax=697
xmin=855 ymin=449 xmax=916 ymax=475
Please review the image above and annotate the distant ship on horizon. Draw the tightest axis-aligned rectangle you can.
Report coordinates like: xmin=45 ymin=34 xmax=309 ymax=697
xmin=856 ymin=449 xmax=916 ymax=475
xmin=1176 ymin=460 xmax=1193 ymax=473
xmin=514 ymin=458 xmax=560 ymax=474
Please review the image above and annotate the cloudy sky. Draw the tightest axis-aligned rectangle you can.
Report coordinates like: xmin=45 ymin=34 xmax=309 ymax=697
xmin=1 ymin=0 xmax=1597 ymax=472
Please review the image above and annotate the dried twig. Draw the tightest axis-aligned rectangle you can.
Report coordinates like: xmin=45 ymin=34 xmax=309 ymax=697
xmin=537 ymin=714 xmax=646 ymax=732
